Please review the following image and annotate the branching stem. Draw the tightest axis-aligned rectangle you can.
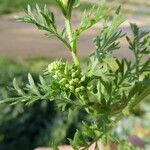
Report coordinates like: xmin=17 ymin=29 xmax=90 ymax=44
xmin=65 ymin=17 xmax=80 ymax=66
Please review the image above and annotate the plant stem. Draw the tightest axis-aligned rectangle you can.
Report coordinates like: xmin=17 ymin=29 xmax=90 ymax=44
xmin=65 ymin=18 xmax=80 ymax=66
xmin=56 ymin=32 xmax=72 ymax=51
xmin=123 ymin=87 xmax=150 ymax=115
xmin=82 ymin=113 xmax=125 ymax=150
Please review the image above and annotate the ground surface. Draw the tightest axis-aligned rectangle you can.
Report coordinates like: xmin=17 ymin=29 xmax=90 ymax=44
xmin=34 ymin=141 xmax=116 ymax=150
xmin=0 ymin=4 xmax=149 ymax=60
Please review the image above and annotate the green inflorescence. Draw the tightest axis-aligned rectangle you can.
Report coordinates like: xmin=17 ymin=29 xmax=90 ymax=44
xmin=48 ymin=60 xmax=88 ymax=94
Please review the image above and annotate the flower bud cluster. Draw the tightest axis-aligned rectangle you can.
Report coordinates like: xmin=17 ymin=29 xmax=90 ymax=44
xmin=65 ymin=65 xmax=86 ymax=93
xmin=48 ymin=60 xmax=66 ymax=79
xmin=48 ymin=61 xmax=89 ymax=94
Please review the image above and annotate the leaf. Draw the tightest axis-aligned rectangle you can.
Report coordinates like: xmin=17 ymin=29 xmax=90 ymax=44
xmin=0 ymin=97 xmax=20 ymax=105
xmin=116 ymin=5 xmax=121 ymax=15
xmin=128 ymin=87 xmax=150 ymax=111
xmin=39 ymin=75 xmax=46 ymax=85
xmin=82 ymin=122 xmax=95 ymax=139
xmin=73 ymin=0 xmax=80 ymax=8
xmin=17 ymin=5 xmax=59 ymax=39
xmin=28 ymin=73 xmax=35 ymax=87
xmin=67 ymin=0 xmax=76 ymax=15
xmin=90 ymin=11 xmax=125 ymax=62
xmin=51 ymin=143 xmax=59 ymax=150
xmin=73 ymin=130 xmax=88 ymax=148
xmin=27 ymin=73 xmax=41 ymax=96
xmin=55 ymin=0 xmax=67 ymax=16
xmin=68 ymin=108 xmax=73 ymax=121
xmin=13 ymin=78 xmax=25 ymax=96
xmin=61 ymin=27 xmax=66 ymax=38
xmin=75 ymin=0 xmax=107 ymax=36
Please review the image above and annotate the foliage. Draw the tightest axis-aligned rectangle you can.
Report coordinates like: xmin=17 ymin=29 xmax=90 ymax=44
xmin=117 ymin=142 xmax=142 ymax=150
xmin=1 ymin=0 xmax=150 ymax=150
xmin=0 ymin=57 xmax=80 ymax=150
xmin=0 ymin=0 xmax=53 ymax=15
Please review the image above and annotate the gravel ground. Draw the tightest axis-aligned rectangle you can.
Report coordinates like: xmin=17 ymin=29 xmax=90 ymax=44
xmin=0 ymin=9 xmax=149 ymax=60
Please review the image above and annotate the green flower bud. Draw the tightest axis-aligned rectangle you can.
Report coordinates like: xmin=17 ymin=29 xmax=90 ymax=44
xmin=81 ymin=75 xmax=86 ymax=82
xmin=48 ymin=61 xmax=66 ymax=76
xmin=69 ymin=80 xmax=74 ymax=85
xmin=72 ymin=72 xmax=77 ymax=78
xmin=80 ymin=86 xmax=85 ymax=91
xmin=69 ymin=86 xmax=75 ymax=91
xmin=75 ymin=88 xmax=80 ymax=93
xmin=55 ymin=70 xmax=60 ymax=76
xmin=65 ymin=84 xmax=70 ymax=88
xmin=73 ymin=78 xmax=79 ymax=83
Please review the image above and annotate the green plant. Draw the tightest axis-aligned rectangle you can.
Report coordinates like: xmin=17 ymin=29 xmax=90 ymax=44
xmin=0 ymin=57 xmax=80 ymax=150
xmin=1 ymin=0 xmax=150 ymax=149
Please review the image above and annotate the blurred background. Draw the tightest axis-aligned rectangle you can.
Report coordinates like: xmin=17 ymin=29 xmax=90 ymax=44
xmin=0 ymin=0 xmax=150 ymax=150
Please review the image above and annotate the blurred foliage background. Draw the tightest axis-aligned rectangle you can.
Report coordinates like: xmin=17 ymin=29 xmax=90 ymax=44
xmin=0 ymin=57 xmax=83 ymax=150
xmin=0 ymin=0 xmax=53 ymax=15
xmin=0 ymin=0 xmax=150 ymax=16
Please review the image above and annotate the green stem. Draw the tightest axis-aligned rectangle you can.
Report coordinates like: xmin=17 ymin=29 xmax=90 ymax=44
xmin=65 ymin=18 xmax=80 ymax=66
xmin=71 ymin=51 xmax=80 ymax=66
xmin=82 ymin=112 xmax=125 ymax=150
xmin=56 ymin=33 xmax=72 ymax=51
xmin=123 ymin=87 xmax=150 ymax=115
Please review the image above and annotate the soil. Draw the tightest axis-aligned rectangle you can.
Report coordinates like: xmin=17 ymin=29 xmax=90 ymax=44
xmin=0 ymin=11 xmax=149 ymax=60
